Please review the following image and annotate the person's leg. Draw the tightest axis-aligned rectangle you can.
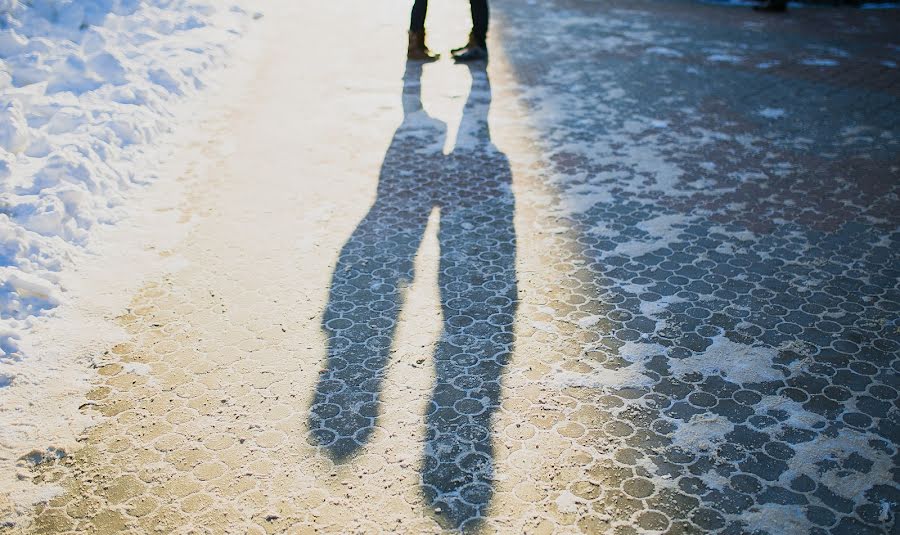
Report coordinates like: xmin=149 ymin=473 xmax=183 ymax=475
xmin=470 ymin=0 xmax=488 ymax=48
xmin=410 ymin=0 xmax=428 ymax=32
xmin=409 ymin=0 xmax=439 ymax=61
xmin=452 ymin=0 xmax=489 ymax=61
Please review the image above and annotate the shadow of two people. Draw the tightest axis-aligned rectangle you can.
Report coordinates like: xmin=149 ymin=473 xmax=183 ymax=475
xmin=309 ymin=60 xmax=517 ymax=529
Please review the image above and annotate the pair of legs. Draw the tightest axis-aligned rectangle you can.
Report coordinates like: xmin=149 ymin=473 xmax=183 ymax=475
xmin=410 ymin=0 xmax=488 ymax=47
xmin=408 ymin=0 xmax=489 ymax=62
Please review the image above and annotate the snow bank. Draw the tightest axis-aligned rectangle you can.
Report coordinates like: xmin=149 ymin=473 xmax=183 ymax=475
xmin=0 ymin=1 xmax=258 ymax=365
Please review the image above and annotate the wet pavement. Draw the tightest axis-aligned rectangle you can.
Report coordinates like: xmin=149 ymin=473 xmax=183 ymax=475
xmin=9 ymin=0 xmax=900 ymax=533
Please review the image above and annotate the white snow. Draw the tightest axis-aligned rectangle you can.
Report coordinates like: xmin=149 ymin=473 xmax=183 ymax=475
xmin=554 ymin=490 xmax=584 ymax=514
xmin=668 ymin=336 xmax=783 ymax=384
xmin=560 ymin=183 xmax=614 ymax=215
xmin=758 ymin=107 xmax=786 ymax=119
xmin=707 ymin=54 xmax=742 ymax=64
xmin=553 ymin=362 xmax=654 ymax=390
xmin=615 ymin=336 xmax=784 ymax=385
xmin=619 ymin=341 xmax=667 ymax=362
xmin=586 ymin=221 xmax=619 ymax=237
xmin=0 ymin=1 xmax=262 ymax=515
xmin=645 ymin=46 xmax=682 ymax=58
xmin=530 ymin=320 xmax=558 ymax=333
xmin=0 ymin=0 xmax=258 ymax=363
xmin=741 ymin=504 xmax=810 ymax=535
xmin=756 ymin=395 xmax=824 ymax=430
xmin=669 ymin=412 xmax=734 ymax=453
xmin=709 ymin=224 xmax=755 ymax=242
xmin=801 ymin=58 xmax=839 ymax=67
xmin=120 ymin=361 xmax=151 ymax=376
xmin=784 ymin=429 xmax=895 ymax=503
xmin=549 ymin=341 xmax=669 ymax=392
xmin=611 ymin=213 xmax=694 ymax=258
xmin=639 ymin=294 xmax=686 ymax=318
xmin=879 ymin=500 xmax=892 ymax=523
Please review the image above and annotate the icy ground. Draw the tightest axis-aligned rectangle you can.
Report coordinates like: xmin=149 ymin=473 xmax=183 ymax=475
xmin=1 ymin=0 xmax=898 ymax=533
xmin=0 ymin=0 xmax=257 ymax=365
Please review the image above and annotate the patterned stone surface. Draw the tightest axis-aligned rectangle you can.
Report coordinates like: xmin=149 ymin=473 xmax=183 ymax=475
xmin=8 ymin=0 xmax=899 ymax=533
xmin=488 ymin=1 xmax=899 ymax=533
xmin=309 ymin=62 xmax=516 ymax=527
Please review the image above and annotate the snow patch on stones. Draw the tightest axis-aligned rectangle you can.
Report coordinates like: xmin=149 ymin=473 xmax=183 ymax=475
xmin=614 ymin=336 xmax=784 ymax=385
xmin=707 ymin=53 xmax=743 ymax=64
xmin=756 ymin=394 xmax=825 ymax=430
xmin=552 ymin=363 xmax=654 ymax=390
xmin=740 ymin=504 xmax=811 ymax=535
xmin=801 ymin=57 xmax=839 ymax=67
xmin=785 ymin=430 xmax=895 ymax=503
xmin=667 ymin=336 xmax=783 ymax=384
xmin=554 ymin=490 xmax=586 ymax=514
xmin=612 ymin=213 xmax=695 ymax=258
xmin=639 ymin=294 xmax=688 ymax=318
xmin=560 ymin=183 xmax=615 ymax=215
xmin=758 ymin=107 xmax=786 ymax=119
xmin=669 ymin=412 xmax=734 ymax=453
xmin=645 ymin=46 xmax=682 ymax=58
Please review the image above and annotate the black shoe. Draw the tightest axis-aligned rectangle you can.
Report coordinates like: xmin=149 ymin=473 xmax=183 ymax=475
xmin=754 ymin=1 xmax=787 ymax=12
xmin=451 ymin=33 xmax=476 ymax=55
xmin=452 ymin=45 xmax=488 ymax=62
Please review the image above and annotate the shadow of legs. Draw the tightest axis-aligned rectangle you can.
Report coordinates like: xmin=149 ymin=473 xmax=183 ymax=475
xmin=309 ymin=201 xmax=430 ymax=459
xmin=308 ymin=61 xmax=445 ymax=460
xmin=308 ymin=60 xmax=516 ymax=529
xmin=422 ymin=141 xmax=517 ymax=528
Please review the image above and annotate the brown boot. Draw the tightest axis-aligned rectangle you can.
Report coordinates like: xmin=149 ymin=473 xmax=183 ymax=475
xmin=408 ymin=30 xmax=439 ymax=61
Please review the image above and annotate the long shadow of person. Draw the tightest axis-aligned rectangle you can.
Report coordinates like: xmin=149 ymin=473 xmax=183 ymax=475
xmin=309 ymin=60 xmax=516 ymax=530
xmin=421 ymin=62 xmax=517 ymax=529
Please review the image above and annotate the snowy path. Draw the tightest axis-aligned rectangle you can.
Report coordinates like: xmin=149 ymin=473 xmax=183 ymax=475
xmin=5 ymin=0 xmax=900 ymax=533
xmin=0 ymin=0 xmax=264 ymax=500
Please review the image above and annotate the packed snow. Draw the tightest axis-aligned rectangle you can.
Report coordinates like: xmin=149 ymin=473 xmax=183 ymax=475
xmin=0 ymin=0 xmax=258 ymax=365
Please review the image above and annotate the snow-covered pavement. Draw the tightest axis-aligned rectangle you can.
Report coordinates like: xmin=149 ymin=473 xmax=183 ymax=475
xmin=0 ymin=1 xmax=257 ymax=358
xmin=0 ymin=0 xmax=262 ymax=521
xmin=2 ymin=0 xmax=899 ymax=532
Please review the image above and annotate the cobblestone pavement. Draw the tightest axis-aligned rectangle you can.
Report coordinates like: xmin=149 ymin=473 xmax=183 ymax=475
xmin=8 ymin=0 xmax=900 ymax=533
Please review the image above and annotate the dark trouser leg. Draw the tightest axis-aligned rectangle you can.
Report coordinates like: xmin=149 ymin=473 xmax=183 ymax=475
xmin=410 ymin=0 xmax=428 ymax=32
xmin=470 ymin=0 xmax=488 ymax=47
xmin=755 ymin=0 xmax=787 ymax=11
